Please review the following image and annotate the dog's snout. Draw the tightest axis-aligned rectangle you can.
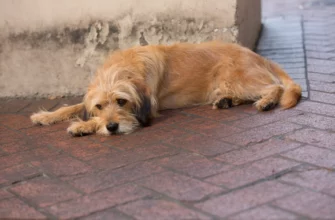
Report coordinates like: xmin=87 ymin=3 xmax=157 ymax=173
xmin=106 ymin=122 xmax=119 ymax=132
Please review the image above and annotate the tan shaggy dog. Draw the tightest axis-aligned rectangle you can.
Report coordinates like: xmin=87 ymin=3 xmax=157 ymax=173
xmin=31 ymin=41 xmax=302 ymax=136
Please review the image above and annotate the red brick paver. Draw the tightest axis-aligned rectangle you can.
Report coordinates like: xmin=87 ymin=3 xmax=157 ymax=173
xmin=1 ymin=0 xmax=335 ymax=219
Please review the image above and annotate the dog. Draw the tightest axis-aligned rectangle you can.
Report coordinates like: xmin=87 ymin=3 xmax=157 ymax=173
xmin=30 ymin=41 xmax=302 ymax=136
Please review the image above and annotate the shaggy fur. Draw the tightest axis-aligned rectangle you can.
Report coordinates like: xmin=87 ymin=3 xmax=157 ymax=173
xmin=31 ymin=41 xmax=302 ymax=136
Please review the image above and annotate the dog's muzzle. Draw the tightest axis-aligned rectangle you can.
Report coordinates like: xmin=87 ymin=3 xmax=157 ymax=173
xmin=106 ymin=122 xmax=119 ymax=133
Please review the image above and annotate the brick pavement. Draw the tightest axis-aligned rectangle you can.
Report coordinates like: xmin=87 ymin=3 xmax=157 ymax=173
xmin=1 ymin=0 xmax=335 ymax=219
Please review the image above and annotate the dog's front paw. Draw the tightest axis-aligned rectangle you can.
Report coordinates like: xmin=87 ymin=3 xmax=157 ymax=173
xmin=30 ymin=112 xmax=55 ymax=125
xmin=67 ymin=121 xmax=94 ymax=137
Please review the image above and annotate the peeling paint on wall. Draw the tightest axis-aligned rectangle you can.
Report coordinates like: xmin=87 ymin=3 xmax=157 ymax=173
xmin=0 ymin=13 xmax=239 ymax=97
xmin=76 ymin=21 xmax=109 ymax=67
xmin=2 ymin=13 xmax=228 ymax=68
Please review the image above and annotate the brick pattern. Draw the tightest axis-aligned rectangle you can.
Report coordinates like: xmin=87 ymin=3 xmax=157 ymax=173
xmin=227 ymin=205 xmax=300 ymax=220
xmin=273 ymin=190 xmax=335 ymax=219
xmin=1 ymin=1 xmax=335 ymax=219
xmin=256 ymin=15 xmax=308 ymax=98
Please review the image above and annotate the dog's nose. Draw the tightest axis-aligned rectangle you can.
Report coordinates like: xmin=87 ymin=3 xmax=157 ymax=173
xmin=106 ymin=122 xmax=119 ymax=132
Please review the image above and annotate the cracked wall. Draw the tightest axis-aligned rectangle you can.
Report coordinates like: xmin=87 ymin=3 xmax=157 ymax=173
xmin=0 ymin=0 xmax=260 ymax=98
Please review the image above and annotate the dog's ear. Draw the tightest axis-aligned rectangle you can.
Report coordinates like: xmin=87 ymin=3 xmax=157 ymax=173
xmin=134 ymin=94 xmax=152 ymax=127
xmin=81 ymin=108 xmax=89 ymax=121
xmin=78 ymin=104 xmax=90 ymax=121
xmin=131 ymin=80 xmax=152 ymax=127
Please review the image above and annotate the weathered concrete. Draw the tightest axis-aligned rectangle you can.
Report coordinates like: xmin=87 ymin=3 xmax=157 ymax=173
xmin=0 ymin=0 xmax=261 ymax=98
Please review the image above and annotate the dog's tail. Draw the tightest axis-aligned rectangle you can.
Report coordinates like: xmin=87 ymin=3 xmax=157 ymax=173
xmin=271 ymin=62 xmax=302 ymax=109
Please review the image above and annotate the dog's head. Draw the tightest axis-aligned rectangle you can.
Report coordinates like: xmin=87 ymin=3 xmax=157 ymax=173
xmin=83 ymin=72 xmax=152 ymax=135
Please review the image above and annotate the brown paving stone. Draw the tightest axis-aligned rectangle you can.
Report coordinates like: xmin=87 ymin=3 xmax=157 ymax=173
xmin=0 ymin=140 xmax=33 ymax=154
xmin=69 ymin=162 xmax=163 ymax=193
xmin=281 ymin=145 xmax=335 ymax=168
xmin=0 ymin=114 xmax=34 ymax=130
xmin=230 ymin=109 xmax=302 ymax=129
xmin=50 ymin=96 xmax=83 ymax=110
xmin=0 ymin=99 xmax=31 ymax=113
xmin=117 ymin=199 xmax=210 ymax=220
xmin=10 ymin=177 xmax=81 ymax=207
xmin=195 ymin=181 xmax=299 ymax=218
xmin=20 ymin=98 xmax=59 ymax=113
xmin=152 ymin=109 xmax=196 ymax=127
xmin=137 ymin=171 xmax=223 ymax=201
xmin=29 ymin=146 xmax=62 ymax=158
xmin=181 ymin=105 xmax=249 ymax=122
xmin=0 ymin=125 xmax=26 ymax=145
xmin=0 ymin=190 xmax=13 ymax=201
xmin=309 ymin=81 xmax=335 ymax=93
xmin=310 ymin=91 xmax=335 ymax=104
xmin=34 ymin=130 xmax=93 ymax=151
xmin=234 ymin=104 xmax=259 ymax=115
xmin=55 ymin=142 xmax=117 ymax=161
xmin=295 ymin=101 xmax=335 ymax=117
xmin=280 ymin=166 xmax=335 ymax=196
xmin=206 ymin=157 xmax=299 ymax=189
xmin=0 ymin=150 xmax=35 ymax=170
xmin=222 ymin=122 xmax=302 ymax=146
xmin=286 ymin=128 xmax=335 ymax=150
xmin=47 ymin=184 xmax=151 ymax=219
xmin=273 ymin=191 xmax=335 ymax=219
xmin=176 ymin=117 xmax=243 ymax=138
xmin=31 ymin=155 xmax=92 ymax=179
xmin=155 ymin=152 xmax=233 ymax=178
xmin=0 ymin=146 xmax=63 ymax=170
xmin=0 ymin=197 xmax=46 ymax=219
xmin=0 ymin=149 xmax=5 ymax=157
xmin=110 ymin=127 xmax=189 ymax=150
xmin=89 ymin=144 xmax=178 ymax=170
xmin=80 ymin=209 xmax=132 ymax=220
xmin=20 ymin=122 xmax=69 ymax=137
xmin=216 ymin=139 xmax=302 ymax=165
xmin=0 ymin=164 xmax=40 ymax=186
xmin=287 ymin=112 xmax=335 ymax=131
xmin=36 ymin=130 xmax=93 ymax=148
xmin=227 ymin=205 xmax=299 ymax=220
xmin=165 ymin=133 xmax=237 ymax=156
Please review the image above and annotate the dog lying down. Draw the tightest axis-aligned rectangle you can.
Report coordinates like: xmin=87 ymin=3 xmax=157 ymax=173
xmin=31 ymin=41 xmax=302 ymax=136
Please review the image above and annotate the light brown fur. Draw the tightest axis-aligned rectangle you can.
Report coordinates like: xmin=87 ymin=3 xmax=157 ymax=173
xmin=30 ymin=41 xmax=302 ymax=136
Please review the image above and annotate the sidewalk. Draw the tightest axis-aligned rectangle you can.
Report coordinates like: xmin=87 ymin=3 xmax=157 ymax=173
xmin=1 ymin=0 xmax=335 ymax=219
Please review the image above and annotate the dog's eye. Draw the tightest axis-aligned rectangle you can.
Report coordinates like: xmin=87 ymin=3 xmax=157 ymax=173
xmin=95 ymin=104 xmax=102 ymax=110
xmin=116 ymin=98 xmax=127 ymax=107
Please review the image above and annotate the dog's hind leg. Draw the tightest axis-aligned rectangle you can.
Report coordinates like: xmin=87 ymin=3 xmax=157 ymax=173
xmin=254 ymin=84 xmax=284 ymax=111
xmin=213 ymin=97 xmax=245 ymax=109
xmin=31 ymin=103 xmax=85 ymax=125
xmin=210 ymin=84 xmax=245 ymax=110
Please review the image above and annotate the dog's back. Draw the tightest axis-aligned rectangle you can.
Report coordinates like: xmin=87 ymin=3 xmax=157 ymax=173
xmin=127 ymin=41 xmax=301 ymax=111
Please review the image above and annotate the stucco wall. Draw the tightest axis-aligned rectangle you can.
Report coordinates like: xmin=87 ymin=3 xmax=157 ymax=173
xmin=0 ymin=0 xmax=261 ymax=98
